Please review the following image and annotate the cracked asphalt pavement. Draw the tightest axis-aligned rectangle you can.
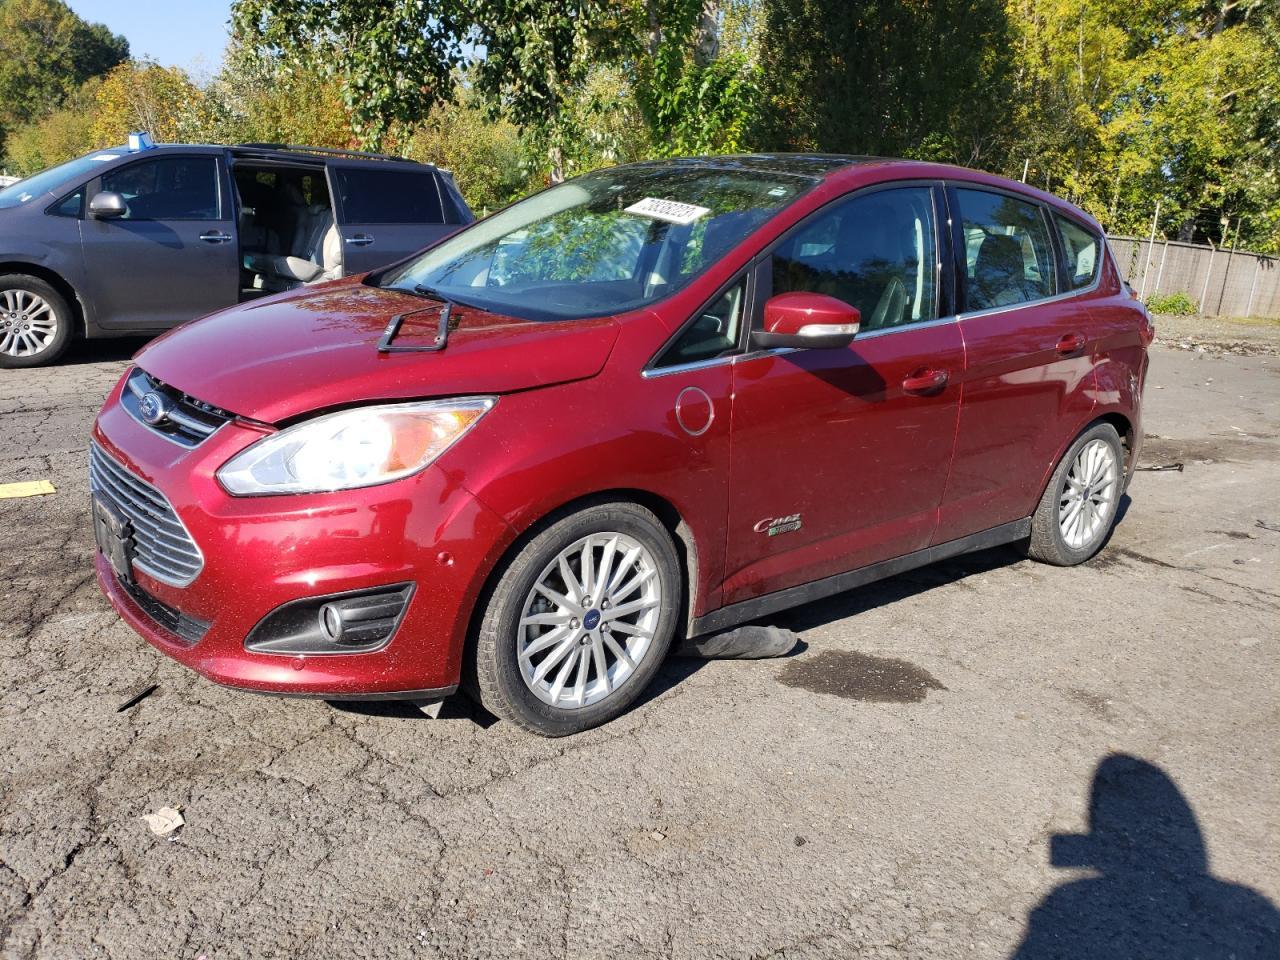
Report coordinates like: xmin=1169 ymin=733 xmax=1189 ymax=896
xmin=1 ymin=335 xmax=1277 ymax=958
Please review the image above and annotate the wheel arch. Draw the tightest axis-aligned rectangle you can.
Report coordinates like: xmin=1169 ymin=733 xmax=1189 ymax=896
xmin=1095 ymin=411 xmax=1135 ymax=471
xmin=0 ymin=261 xmax=87 ymax=337
xmin=1033 ymin=411 xmax=1134 ymax=509
xmin=460 ymin=487 xmax=701 ymax=677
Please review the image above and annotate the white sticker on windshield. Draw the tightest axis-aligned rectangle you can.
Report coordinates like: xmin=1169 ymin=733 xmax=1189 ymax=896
xmin=625 ymin=197 xmax=711 ymax=226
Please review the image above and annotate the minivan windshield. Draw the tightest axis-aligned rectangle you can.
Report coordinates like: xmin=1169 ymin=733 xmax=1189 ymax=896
xmin=0 ymin=150 xmax=124 ymax=209
xmin=378 ymin=164 xmax=813 ymax=321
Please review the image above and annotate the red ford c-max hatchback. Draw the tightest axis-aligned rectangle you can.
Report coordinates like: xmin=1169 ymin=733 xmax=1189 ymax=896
xmin=90 ymin=155 xmax=1151 ymax=735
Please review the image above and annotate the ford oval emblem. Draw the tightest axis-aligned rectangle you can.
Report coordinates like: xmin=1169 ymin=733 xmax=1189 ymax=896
xmin=138 ymin=391 xmax=171 ymax=426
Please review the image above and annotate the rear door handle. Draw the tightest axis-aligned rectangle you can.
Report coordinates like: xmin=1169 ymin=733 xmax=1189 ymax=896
xmin=345 ymin=234 xmax=374 ymax=246
xmin=1056 ymin=333 xmax=1086 ymax=356
xmin=198 ymin=231 xmax=233 ymax=244
xmin=902 ymin=368 xmax=950 ymax=396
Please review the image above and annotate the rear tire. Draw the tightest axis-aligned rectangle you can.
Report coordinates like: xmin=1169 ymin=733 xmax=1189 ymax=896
xmin=471 ymin=501 xmax=681 ymax=737
xmin=1025 ymin=422 xmax=1124 ymax=566
xmin=0 ymin=274 xmax=73 ymax=368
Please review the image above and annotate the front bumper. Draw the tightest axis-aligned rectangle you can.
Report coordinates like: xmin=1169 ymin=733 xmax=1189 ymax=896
xmin=91 ymin=374 xmax=515 ymax=698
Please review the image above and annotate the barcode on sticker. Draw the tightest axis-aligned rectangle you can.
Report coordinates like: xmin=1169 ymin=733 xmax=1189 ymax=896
xmin=625 ymin=197 xmax=711 ymax=226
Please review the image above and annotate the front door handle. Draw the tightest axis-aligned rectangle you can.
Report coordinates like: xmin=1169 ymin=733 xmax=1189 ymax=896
xmin=345 ymin=234 xmax=374 ymax=246
xmin=198 ymin=231 xmax=233 ymax=244
xmin=902 ymin=368 xmax=950 ymax=396
xmin=1056 ymin=333 xmax=1086 ymax=356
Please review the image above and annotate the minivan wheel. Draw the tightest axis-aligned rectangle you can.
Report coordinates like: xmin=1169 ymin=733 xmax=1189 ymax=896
xmin=471 ymin=501 xmax=681 ymax=736
xmin=1025 ymin=422 xmax=1124 ymax=566
xmin=0 ymin=275 xmax=72 ymax=368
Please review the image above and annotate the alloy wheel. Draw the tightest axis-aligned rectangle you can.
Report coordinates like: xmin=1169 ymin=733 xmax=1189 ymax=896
xmin=0 ymin=290 xmax=57 ymax=358
xmin=517 ymin=532 xmax=662 ymax=709
xmin=1058 ymin=438 xmax=1119 ymax=549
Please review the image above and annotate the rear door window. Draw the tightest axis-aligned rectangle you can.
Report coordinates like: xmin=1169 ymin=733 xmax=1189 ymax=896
xmin=335 ymin=168 xmax=444 ymax=224
xmin=99 ymin=156 xmax=220 ymax=220
xmin=954 ymin=188 xmax=1056 ymax=311
xmin=1055 ymin=214 xmax=1101 ymax=290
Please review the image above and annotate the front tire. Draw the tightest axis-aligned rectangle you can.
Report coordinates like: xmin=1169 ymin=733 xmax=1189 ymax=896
xmin=1025 ymin=422 xmax=1124 ymax=566
xmin=0 ymin=275 xmax=72 ymax=368
xmin=471 ymin=501 xmax=682 ymax=736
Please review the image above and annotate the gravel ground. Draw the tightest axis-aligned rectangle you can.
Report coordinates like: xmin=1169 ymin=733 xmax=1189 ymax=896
xmin=1152 ymin=312 xmax=1280 ymax=356
xmin=0 ymin=336 xmax=1277 ymax=959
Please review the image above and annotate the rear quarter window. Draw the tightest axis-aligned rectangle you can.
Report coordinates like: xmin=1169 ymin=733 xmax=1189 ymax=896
xmin=335 ymin=168 xmax=444 ymax=224
xmin=1055 ymin=214 xmax=1101 ymax=290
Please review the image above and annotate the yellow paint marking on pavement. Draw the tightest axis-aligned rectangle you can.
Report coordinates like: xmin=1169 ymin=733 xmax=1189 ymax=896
xmin=0 ymin=480 xmax=56 ymax=499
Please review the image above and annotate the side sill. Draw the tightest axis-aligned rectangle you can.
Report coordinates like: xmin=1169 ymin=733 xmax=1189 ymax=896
xmin=227 ymin=682 xmax=459 ymax=703
xmin=690 ymin=518 xmax=1031 ymax=636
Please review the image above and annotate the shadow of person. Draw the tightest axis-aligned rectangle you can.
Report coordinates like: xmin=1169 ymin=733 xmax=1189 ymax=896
xmin=1013 ymin=754 xmax=1279 ymax=958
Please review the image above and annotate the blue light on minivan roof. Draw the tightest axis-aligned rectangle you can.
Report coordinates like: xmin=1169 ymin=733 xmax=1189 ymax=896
xmin=127 ymin=132 xmax=156 ymax=152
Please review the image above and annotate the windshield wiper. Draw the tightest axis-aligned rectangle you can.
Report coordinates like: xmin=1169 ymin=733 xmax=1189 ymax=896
xmin=411 ymin=283 xmax=451 ymax=302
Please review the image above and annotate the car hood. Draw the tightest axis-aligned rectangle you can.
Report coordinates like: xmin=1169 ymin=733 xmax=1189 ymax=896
xmin=134 ymin=281 xmax=621 ymax=423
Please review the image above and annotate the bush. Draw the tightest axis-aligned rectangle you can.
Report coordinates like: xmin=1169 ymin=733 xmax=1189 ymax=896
xmin=1146 ymin=291 xmax=1198 ymax=315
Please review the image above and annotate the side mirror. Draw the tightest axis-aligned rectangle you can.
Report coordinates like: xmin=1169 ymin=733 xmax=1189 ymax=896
xmin=752 ymin=292 xmax=861 ymax=350
xmin=88 ymin=191 xmax=127 ymax=219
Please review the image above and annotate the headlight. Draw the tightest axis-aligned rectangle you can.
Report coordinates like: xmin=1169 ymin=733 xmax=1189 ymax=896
xmin=217 ymin=397 xmax=495 ymax=496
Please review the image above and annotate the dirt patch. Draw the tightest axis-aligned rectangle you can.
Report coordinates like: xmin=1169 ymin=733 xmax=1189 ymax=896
xmin=1140 ymin=434 xmax=1279 ymax=467
xmin=777 ymin=650 xmax=946 ymax=703
xmin=1064 ymin=687 xmax=1116 ymax=721
xmin=1152 ymin=314 xmax=1280 ymax=357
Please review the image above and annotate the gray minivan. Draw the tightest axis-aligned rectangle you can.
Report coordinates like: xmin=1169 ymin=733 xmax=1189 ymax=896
xmin=0 ymin=139 xmax=473 ymax=367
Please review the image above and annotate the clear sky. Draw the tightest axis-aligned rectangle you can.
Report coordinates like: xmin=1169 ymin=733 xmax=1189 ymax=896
xmin=67 ymin=1 xmax=233 ymax=78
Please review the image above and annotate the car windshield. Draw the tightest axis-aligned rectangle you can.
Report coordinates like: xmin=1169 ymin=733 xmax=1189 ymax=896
xmin=378 ymin=164 xmax=814 ymax=321
xmin=0 ymin=150 xmax=126 ymax=209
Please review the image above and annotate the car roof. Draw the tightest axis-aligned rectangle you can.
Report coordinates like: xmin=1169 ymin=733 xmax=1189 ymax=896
xmin=114 ymin=141 xmax=439 ymax=172
xmin=615 ymin=153 xmax=1100 ymax=231
xmin=618 ymin=154 xmax=882 ymax=178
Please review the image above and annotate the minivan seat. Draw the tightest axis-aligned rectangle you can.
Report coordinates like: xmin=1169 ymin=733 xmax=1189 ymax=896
xmin=246 ymin=201 xmax=342 ymax=290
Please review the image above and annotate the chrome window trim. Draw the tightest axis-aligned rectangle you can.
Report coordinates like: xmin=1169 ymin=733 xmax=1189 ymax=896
xmin=946 ymin=180 xmax=1107 ymax=320
xmin=953 ymin=267 xmax=1103 ymax=324
xmin=639 ymin=177 xmax=1110 ymax=376
xmin=643 ymin=178 xmax=955 ymax=377
xmin=642 ymin=353 xmax=740 ymax=379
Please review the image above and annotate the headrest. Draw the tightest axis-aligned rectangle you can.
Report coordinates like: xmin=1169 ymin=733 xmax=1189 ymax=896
xmin=974 ymin=234 xmax=1024 ymax=277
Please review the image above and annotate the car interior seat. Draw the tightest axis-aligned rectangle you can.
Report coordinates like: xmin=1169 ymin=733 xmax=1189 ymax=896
xmin=245 ymin=184 xmax=342 ymax=291
xmin=969 ymin=234 xmax=1032 ymax=309
xmin=815 ymin=205 xmax=910 ymax=329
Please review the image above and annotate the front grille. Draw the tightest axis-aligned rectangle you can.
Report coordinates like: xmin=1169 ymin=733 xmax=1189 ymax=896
xmin=119 ymin=575 xmax=210 ymax=645
xmin=121 ymin=367 xmax=231 ymax=447
xmin=89 ymin=443 xmax=204 ymax=587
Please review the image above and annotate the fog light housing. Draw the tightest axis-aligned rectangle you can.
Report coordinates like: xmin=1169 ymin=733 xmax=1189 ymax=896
xmin=245 ymin=583 xmax=415 ymax=655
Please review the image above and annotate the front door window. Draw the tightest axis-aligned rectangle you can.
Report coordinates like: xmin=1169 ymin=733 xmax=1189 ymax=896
xmin=771 ymin=187 xmax=938 ymax=331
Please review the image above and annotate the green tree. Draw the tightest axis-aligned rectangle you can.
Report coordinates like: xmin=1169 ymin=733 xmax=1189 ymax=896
xmin=1006 ymin=0 xmax=1280 ymax=251
xmin=90 ymin=62 xmax=210 ymax=147
xmin=408 ymin=81 xmax=536 ymax=214
xmin=633 ymin=0 xmax=760 ymax=155
xmin=755 ymin=0 xmax=1013 ymax=164
xmin=203 ymin=38 xmax=354 ymax=149
xmin=469 ymin=0 xmax=632 ymax=182
xmin=0 ymin=0 xmax=128 ymax=152
xmin=230 ymin=0 xmax=465 ymax=150
xmin=2 ymin=80 xmax=99 ymax=175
